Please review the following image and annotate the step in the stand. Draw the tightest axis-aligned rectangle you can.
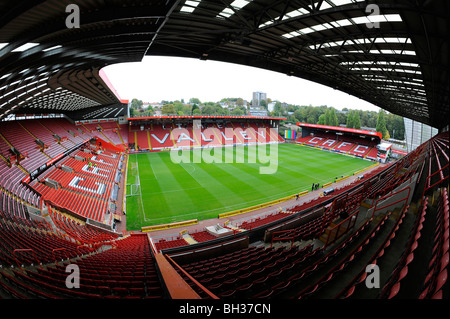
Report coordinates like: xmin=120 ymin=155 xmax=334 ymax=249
xmin=182 ymin=234 xmax=198 ymax=245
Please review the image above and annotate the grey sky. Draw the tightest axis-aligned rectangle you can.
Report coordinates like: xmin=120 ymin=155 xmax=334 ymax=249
xmin=104 ymin=56 xmax=380 ymax=112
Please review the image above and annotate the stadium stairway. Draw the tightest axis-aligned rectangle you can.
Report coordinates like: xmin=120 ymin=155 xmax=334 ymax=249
xmin=266 ymin=211 xmax=397 ymax=299
xmin=307 ymin=206 xmax=418 ymax=299
xmin=390 ymin=189 xmax=448 ymax=299
xmin=226 ymin=225 xmax=247 ymax=233
xmin=167 ymin=180 xmax=447 ymax=301
xmin=182 ymin=233 xmax=198 ymax=245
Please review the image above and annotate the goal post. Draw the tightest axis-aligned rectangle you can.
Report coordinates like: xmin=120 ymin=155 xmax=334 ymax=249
xmin=126 ymin=157 xmax=141 ymax=197
xmin=126 ymin=184 xmax=141 ymax=197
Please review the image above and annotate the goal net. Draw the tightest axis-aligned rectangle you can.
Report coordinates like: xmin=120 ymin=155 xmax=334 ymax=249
xmin=127 ymin=184 xmax=141 ymax=197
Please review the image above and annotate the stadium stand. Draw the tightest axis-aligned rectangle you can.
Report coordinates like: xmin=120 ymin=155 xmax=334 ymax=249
xmin=298 ymin=132 xmax=378 ymax=159
xmin=0 ymin=121 xmax=127 ymax=235
xmin=0 ymin=210 xmax=80 ymax=267
xmin=296 ymin=123 xmax=382 ymax=162
xmin=0 ymin=121 xmax=52 ymax=173
xmin=237 ymin=211 xmax=293 ymax=230
xmin=0 ymin=233 xmax=164 ymax=299
xmin=128 ymin=118 xmax=285 ymax=151
xmin=157 ymin=131 xmax=448 ymax=300
xmin=0 ymin=161 xmax=40 ymax=213
xmin=81 ymin=122 xmax=127 ymax=148
xmin=0 ymin=0 xmax=447 ymax=304
xmin=0 ymin=129 xmax=448 ymax=300
xmin=333 ymin=141 xmax=357 ymax=154
xmin=366 ymin=147 xmax=379 ymax=161
xmin=48 ymin=207 xmax=119 ymax=244
xmin=189 ymin=230 xmax=218 ymax=243
xmin=149 ymin=124 xmax=176 ymax=149
xmin=30 ymin=143 xmax=123 ymax=220
xmin=154 ymin=237 xmax=190 ymax=253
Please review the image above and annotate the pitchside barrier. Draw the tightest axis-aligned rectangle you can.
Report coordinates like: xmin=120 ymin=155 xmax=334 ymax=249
xmin=218 ymin=190 xmax=310 ymax=219
xmin=141 ymin=219 xmax=198 ymax=232
xmin=354 ymin=162 xmax=379 ymax=175
xmin=322 ymin=181 xmax=333 ymax=188
xmin=139 ymin=163 xmax=381 ymax=232
xmin=219 ymin=164 xmax=380 ymax=220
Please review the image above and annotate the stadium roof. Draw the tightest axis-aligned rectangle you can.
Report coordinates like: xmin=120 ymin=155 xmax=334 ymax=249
xmin=0 ymin=0 xmax=448 ymax=129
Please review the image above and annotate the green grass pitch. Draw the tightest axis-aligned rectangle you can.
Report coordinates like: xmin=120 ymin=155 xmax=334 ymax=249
xmin=125 ymin=143 xmax=374 ymax=230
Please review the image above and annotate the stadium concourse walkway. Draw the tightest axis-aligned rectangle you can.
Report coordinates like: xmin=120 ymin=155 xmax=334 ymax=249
xmin=143 ymin=163 xmax=386 ymax=240
xmin=113 ymin=155 xmax=128 ymax=235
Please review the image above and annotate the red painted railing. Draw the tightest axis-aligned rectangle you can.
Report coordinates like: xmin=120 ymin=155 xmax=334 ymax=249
xmin=52 ymin=248 xmax=69 ymax=263
xmin=13 ymin=249 xmax=41 ymax=268
xmin=324 ymin=209 xmax=359 ymax=248
xmin=371 ymin=186 xmax=411 ymax=219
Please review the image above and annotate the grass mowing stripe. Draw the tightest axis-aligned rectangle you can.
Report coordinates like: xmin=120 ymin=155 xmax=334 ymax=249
xmin=138 ymin=154 xmax=182 ymax=223
xmin=212 ymin=163 xmax=274 ymax=198
xmin=179 ymin=162 xmax=243 ymax=207
xmin=175 ymin=162 xmax=227 ymax=216
xmin=125 ymin=154 xmax=147 ymax=230
xmin=279 ymin=145 xmax=371 ymax=179
xmin=142 ymin=153 xmax=230 ymax=222
xmin=125 ymin=143 xmax=375 ymax=229
xmin=143 ymin=154 xmax=199 ymax=221
xmin=268 ymin=145 xmax=340 ymax=186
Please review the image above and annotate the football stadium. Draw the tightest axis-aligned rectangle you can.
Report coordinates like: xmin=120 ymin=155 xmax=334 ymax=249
xmin=0 ymin=0 xmax=448 ymax=309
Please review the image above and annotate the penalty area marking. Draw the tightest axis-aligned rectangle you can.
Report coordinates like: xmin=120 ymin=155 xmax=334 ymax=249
xmin=149 ymin=158 xmax=158 ymax=180
xmin=135 ymin=154 xmax=146 ymax=220
xmin=135 ymin=149 xmax=375 ymax=224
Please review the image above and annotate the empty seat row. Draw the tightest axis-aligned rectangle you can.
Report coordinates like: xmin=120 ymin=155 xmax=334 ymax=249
xmin=0 ymin=233 xmax=165 ymax=299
